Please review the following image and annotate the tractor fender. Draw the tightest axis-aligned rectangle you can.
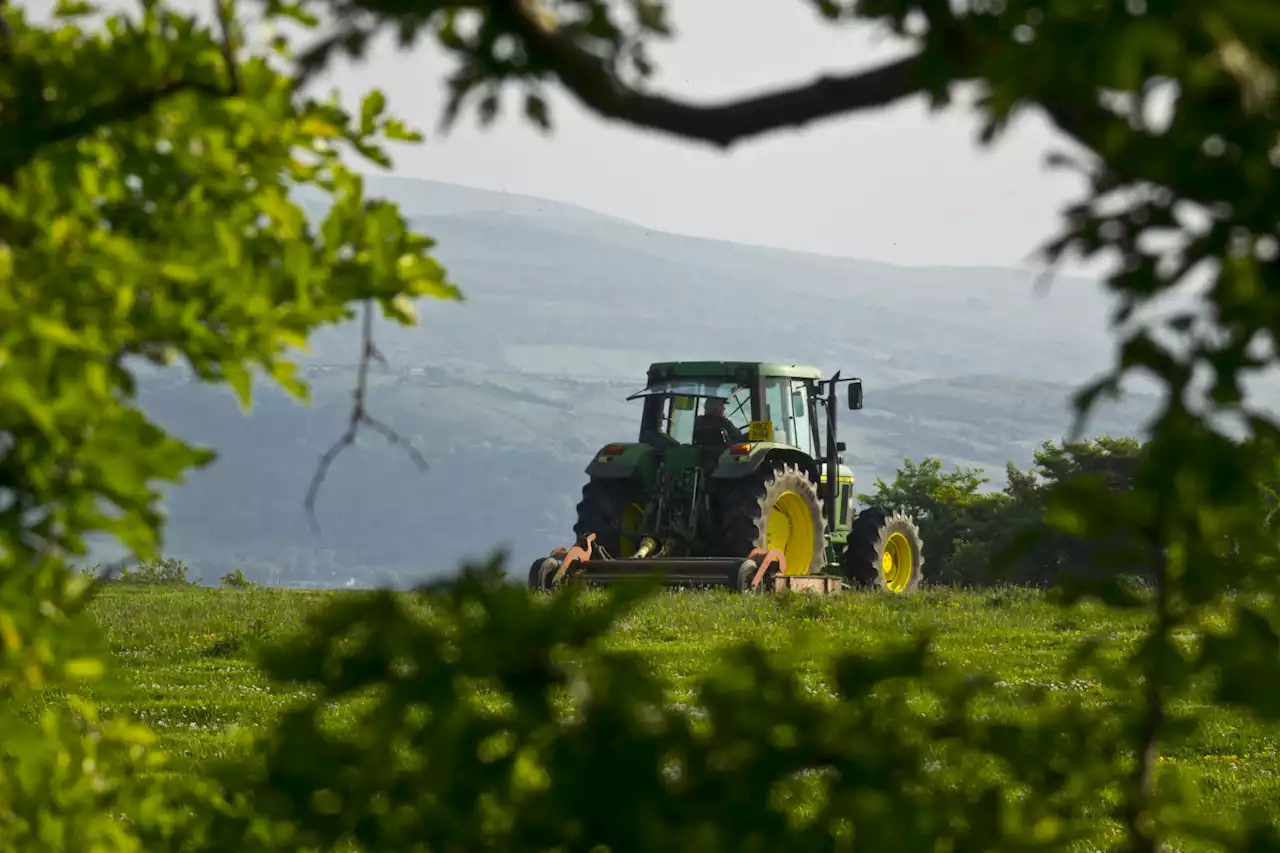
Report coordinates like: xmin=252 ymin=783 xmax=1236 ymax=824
xmin=710 ymin=443 xmax=820 ymax=483
xmin=821 ymin=462 xmax=856 ymax=489
xmin=584 ymin=442 xmax=652 ymax=479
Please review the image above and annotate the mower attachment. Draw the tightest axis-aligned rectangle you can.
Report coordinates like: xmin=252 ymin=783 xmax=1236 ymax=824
xmin=527 ymin=534 xmax=846 ymax=595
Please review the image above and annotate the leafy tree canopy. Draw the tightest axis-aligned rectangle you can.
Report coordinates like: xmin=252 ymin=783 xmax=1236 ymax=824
xmin=1 ymin=0 xmax=460 ymax=684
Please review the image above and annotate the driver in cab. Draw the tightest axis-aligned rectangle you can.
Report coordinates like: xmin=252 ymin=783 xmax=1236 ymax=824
xmin=693 ymin=396 xmax=744 ymax=444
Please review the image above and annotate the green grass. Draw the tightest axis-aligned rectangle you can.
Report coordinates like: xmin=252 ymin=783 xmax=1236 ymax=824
xmin=72 ymin=584 xmax=1280 ymax=839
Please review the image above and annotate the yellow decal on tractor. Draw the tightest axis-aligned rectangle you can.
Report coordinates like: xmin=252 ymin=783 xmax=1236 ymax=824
xmin=673 ymin=394 xmax=695 ymax=410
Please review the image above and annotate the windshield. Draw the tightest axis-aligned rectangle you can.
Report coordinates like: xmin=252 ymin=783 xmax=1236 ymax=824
xmin=632 ymin=380 xmax=752 ymax=445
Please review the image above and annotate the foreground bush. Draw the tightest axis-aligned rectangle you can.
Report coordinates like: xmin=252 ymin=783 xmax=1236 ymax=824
xmin=199 ymin=561 xmax=1127 ymax=852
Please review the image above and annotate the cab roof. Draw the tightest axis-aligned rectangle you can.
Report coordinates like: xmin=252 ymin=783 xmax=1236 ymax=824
xmin=645 ymin=361 xmax=824 ymax=383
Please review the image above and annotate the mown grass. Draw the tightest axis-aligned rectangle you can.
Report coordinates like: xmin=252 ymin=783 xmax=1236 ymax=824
xmin=72 ymin=583 xmax=1280 ymax=842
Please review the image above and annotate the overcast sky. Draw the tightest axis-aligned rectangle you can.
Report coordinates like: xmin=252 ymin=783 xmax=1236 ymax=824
xmin=26 ymin=0 xmax=1094 ymax=271
xmin=303 ymin=0 xmax=1093 ymax=270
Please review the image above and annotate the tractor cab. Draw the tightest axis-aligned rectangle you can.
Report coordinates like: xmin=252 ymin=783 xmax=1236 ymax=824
xmin=628 ymin=361 xmax=835 ymax=457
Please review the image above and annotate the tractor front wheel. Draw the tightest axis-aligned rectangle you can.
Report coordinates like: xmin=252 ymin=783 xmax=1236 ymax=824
xmin=842 ymin=508 xmax=925 ymax=593
xmin=573 ymin=479 xmax=646 ymax=559
xmin=529 ymin=557 xmax=562 ymax=591
xmin=719 ymin=463 xmax=827 ymax=576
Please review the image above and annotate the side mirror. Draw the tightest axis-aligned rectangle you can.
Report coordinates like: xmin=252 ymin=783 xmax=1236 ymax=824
xmin=847 ymin=380 xmax=863 ymax=410
xmin=836 ymin=441 xmax=847 ymax=452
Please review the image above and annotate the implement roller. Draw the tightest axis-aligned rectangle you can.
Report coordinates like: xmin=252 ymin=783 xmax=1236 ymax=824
xmin=527 ymin=360 xmax=926 ymax=596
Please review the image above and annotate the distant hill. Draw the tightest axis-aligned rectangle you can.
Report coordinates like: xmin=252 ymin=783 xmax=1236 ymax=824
xmin=296 ymin=176 xmax=1124 ymax=390
xmin=105 ymin=175 xmax=1179 ymax=587
xmin=295 ymin=174 xmax=634 ymax=227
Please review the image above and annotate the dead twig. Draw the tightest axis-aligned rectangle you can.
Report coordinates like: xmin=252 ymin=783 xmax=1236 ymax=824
xmin=303 ymin=299 xmax=429 ymax=534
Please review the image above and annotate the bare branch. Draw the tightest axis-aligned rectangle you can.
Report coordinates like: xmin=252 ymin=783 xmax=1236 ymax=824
xmin=501 ymin=0 xmax=1153 ymax=184
xmin=292 ymin=2 xmax=1123 ymax=161
xmin=1037 ymin=97 xmax=1117 ymax=163
xmin=303 ymin=300 xmax=429 ymax=534
xmin=500 ymin=0 xmax=941 ymax=148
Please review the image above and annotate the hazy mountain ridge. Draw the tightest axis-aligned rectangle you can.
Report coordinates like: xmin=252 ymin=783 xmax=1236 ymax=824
xmin=298 ymin=175 xmax=1122 ymax=386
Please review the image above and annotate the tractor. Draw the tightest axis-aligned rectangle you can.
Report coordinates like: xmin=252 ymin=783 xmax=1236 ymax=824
xmin=529 ymin=361 xmax=924 ymax=594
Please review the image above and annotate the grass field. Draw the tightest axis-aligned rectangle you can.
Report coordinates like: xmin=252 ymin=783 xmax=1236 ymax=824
xmin=69 ymin=583 xmax=1280 ymax=846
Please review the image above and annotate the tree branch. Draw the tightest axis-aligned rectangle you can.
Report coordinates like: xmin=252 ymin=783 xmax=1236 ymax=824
xmin=303 ymin=300 xmax=429 ymax=535
xmin=501 ymin=0 xmax=940 ymax=148
xmin=1123 ymin=530 xmax=1170 ymax=853
xmin=501 ymin=0 xmax=1160 ymax=193
xmin=0 ymin=0 xmax=13 ymax=53
xmin=1037 ymin=96 xmax=1116 ymax=164
xmin=214 ymin=0 xmax=241 ymax=94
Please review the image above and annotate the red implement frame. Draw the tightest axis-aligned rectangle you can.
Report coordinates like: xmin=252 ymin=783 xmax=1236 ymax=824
xmin=550 ymin=533 xmax=595 ymax=586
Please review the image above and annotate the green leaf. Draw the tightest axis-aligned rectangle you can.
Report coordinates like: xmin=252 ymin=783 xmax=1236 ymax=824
xmin=360 ymin=89 xmax=386 ymax=136
xmin=160 ymin=261 xmax=199 ymax=283
xmin=524 ymin=92 xmax=550 ymax=130
xmin=382 ymin=119 xmax=423 ymax=142
xmin=223 ymin=363 xmax=254 ymax=410
xmin=29 ymin=315 xmax=87 ymax=349
xmin=53 ymin=0 xmax=96 ymax=17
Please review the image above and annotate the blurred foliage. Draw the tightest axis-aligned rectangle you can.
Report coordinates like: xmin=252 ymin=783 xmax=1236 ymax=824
xmin=4 ymin=0 xmax=1280 ymax=852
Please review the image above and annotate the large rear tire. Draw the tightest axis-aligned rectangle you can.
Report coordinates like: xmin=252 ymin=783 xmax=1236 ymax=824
xmin=842 ymin=507 xmax=924 ymax=593
xmin=573 ymin=480 xmax=646 ymax=559
xmin=718 ymin=462 xmax=827 ymax=575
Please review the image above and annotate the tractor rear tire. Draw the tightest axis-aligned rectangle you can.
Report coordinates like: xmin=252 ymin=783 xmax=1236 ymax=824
xmin=718 ymin=463 xmax=828 ymax=575
xmin=573 ymin=479 xmax=646 ymax=560
xmin=842 ymin=508 xmax=924 ymax=593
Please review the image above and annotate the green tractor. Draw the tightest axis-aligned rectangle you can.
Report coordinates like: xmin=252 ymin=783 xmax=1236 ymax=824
xmin=530 ymin=361 xmax=925 ymax=594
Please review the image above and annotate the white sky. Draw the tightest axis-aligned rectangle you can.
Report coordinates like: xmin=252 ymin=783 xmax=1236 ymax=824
xmin=25 ymin=0 xmax=1094 ymax=270
xmin=305 ymin=0 xmax=1094 ymax=269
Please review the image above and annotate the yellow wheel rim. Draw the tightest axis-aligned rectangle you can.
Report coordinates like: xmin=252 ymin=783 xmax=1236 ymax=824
xmin=882 ymin=531 xmax=914 ymax=593
xmin=619 ymin=502 xmax=645 ymax=557
xmin=765 ymin=490 xmax=815 ymax=575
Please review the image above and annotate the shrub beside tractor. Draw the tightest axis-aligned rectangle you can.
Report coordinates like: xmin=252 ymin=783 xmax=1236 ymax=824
xmin=528 ymin=361 xmax=925 ymax=595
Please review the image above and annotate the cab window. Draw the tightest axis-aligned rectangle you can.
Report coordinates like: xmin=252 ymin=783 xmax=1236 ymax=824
xmin=790 ymin=380 xmax=816 ymax=456
xmin=762 ymin=378 xmax=798 ymax=448
xmin=664 ymin=394 xmax=697 ymax=444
